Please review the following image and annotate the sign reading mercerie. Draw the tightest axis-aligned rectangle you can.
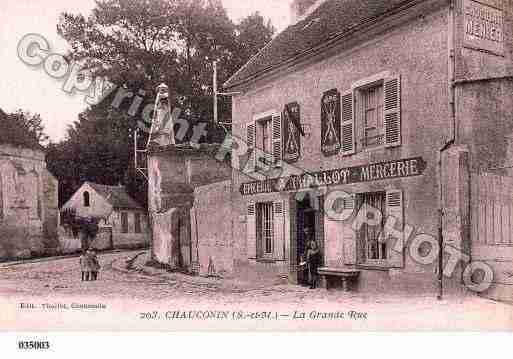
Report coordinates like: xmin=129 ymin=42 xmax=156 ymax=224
xmin=464 ymin=0 xmax=504 ymax=55
xmin=240 ymin=157 xmax=427 ymax=196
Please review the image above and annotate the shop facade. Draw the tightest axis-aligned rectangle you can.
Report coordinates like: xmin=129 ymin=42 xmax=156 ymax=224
xmin=224 ymin=0 xmax=513 ymax=297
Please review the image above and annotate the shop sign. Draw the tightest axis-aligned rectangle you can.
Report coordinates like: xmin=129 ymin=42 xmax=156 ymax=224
xmin=463 ymin=0 xmax=504 ymax=55
xmin=283 ymin=102 xmax=302 ymax=163
xmin=240 ymin=157 xmax=427 ymax=196
xmin=321 ymin=89 xmax=341 ymax=156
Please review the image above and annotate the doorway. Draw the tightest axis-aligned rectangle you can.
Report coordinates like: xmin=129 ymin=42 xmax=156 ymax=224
xmin=296 ymin=194 xmax=317 ymax=286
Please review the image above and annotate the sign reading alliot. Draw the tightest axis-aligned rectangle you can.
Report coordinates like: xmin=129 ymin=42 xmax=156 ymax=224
xmin=463 ymin=0 xmax=504 ymax=55
xmin=240 ymin=157 xmax=427 ymax=196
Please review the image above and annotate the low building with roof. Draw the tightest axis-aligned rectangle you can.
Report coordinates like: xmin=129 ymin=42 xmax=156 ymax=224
xmin=61 ymin=182 xmax=149 ymax=250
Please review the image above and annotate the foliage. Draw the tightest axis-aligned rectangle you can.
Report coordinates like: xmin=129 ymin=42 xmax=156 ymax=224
xmin=50 ymin=0 xmax=275 ymax=207
xmin=0 ymin=109 xmax=48 ymax=149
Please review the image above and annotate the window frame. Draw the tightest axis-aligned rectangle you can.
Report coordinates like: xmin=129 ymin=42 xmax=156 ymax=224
xmin=355 ymin=80 xmax=385 ymax=153
xmin=134 ymin=212 xmax=142 ymax=234
xmin=121 ymin=211 xmax=129 ymax=234
xmin=256 ymin=201 xmax=274 ymax=260
xmin=83 ymin=191 xmax=90 ymax=207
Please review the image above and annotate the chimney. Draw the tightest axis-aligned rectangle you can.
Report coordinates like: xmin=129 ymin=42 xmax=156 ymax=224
xmin=290 ymin=0 xmax=324 ymax=25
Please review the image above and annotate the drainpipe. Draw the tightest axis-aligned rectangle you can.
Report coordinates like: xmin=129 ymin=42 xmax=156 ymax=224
xmin=438 ymin=0 xmax=457 ymax=300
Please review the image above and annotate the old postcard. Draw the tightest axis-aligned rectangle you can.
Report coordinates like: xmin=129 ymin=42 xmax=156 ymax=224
xmin=0 ymin=0 xmax=512 ymax=335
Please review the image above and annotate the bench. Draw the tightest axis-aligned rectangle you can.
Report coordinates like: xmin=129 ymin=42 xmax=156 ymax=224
xmin=317 ymin=267 xmax=360 ymax=292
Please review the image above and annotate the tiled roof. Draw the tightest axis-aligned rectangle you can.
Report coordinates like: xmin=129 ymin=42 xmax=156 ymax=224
xmin=88 ymin=182 xmax=143 ymax=210
xmin=224 ymin=0 xmax=417 ymax=89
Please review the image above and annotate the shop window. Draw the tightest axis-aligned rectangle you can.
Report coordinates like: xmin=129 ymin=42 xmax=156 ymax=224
xmin=83 ymin=191 xmax=90 ymax=207
xmin=134 ymin=213 xmax=142 ymax=234
xmin=121 ymin=212 xmax=129 ymax=233
xmin=357 ymin=191 xmax=387 ymax=263
xmin=340 ymin=74 xmax=401 ymax=156
xmin=246 ymin=200 xmax=285 ymax=261
xmin=257 ymin=202 xmax=274 ymax=258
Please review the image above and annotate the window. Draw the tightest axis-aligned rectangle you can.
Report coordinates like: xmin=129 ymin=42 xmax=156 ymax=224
xmin=134 ymin=213 xmax=142 ymax=234
xmin=121 ymin=212 xmax=129 ymax=233
xmin=257 ymin=202 xmax=274 ymax=258
xmin=357 ymin=192 xmax=387 ymax=263
xmin=358 ymin=84 xmax=384 ymax=149
xmin=340 ymin=74 xmax=401 ymax=156
xmin=246 ymin=111 xmax=283 ymax=172
xmin=83 ymin=191 xmax=90 ymax=207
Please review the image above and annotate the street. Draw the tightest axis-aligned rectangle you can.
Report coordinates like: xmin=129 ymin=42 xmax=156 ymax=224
xmin=0 ymin=250 xmax=512 ymax=331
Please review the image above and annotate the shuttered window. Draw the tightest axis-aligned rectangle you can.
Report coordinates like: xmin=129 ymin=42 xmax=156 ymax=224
xmin=247 ymin=201 xmax=285 ymax=261
xmin=272 ymin=113 xmax=283 ymax=167
xmin=384 ymin=76 xmax=401 ymax=147
xmin=341 ymin=73 xmax=401 ymax=155
xmin=341 ymin=91 xmax=355 ymax=156
xmin=246 ymin=122 xmax=256 ymax=173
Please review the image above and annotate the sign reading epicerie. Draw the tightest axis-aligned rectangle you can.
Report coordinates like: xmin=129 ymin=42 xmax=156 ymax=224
xmin=240 ymin=157 xmax=427 ymax=196
xmin=464 ymin=0 xmax=504 ymax=55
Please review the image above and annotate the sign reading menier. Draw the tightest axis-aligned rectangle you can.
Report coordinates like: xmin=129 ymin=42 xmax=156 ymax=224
xmin=464 ymin=0 xmax=504 ymax=55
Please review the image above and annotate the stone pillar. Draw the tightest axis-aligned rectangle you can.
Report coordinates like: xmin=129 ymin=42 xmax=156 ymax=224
xmin=442 ymin=145 xmax=471 ymax=289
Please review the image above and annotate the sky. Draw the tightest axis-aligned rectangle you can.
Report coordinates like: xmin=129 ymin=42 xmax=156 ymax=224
xmin=0 ymin=0 xmax=292 ymax=142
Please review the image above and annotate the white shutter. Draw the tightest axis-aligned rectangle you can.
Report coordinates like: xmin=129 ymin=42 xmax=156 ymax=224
xmin=247 ymin=202 xmax=257 ymax=259
xmin=342 ymin=193 xmax=357 ymax=265
xmin=272 ymin=113 xmax=283 ymax=168
xmin=273 ymin=201 xmax=285 ymax=261
xmin=341 ymin=90 xmax=355 ymax=156
xmin=384 ymin=75 xmax=401 ymax=148
xmin=386 ymin=189 xmax=404 ymax=268
xmin=246 ymin=122 xmax=256 ymax=172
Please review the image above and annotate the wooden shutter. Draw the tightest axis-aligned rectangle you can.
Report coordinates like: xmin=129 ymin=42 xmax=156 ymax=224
xmin=247 ymin=202 xmax=257 ymax=259
xmin=384 ymin=75 xmax=401 ymax=148
xmin=342 ymin=193 xmax=357 ymax=264
xmin=273 ymin=201 xmax=285 ymax=260
xmin=386 ymin=189 xmax=404 ymax=268
xmin=341 ymin=90 xmax=355 ymax=156
xmin=246 ymin=122 xmax=256 ymax=172
xmin=272 ymin=113 xmax=283 ymax=168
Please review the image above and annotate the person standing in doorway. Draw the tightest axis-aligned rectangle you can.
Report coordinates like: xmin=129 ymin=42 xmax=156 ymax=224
xmin=305 ymin=231 xmax=321 ymax=289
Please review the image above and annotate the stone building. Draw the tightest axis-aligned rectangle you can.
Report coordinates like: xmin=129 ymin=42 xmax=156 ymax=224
xmin=0 ymin=111 xmax=59 ymax=261
xmin=61 ymin=182 xmax=149 ymax=250
xmin=148 ymin=144 xmax=232 ymax=276
xmin=222 ymin=0 xmax=513 ymax=301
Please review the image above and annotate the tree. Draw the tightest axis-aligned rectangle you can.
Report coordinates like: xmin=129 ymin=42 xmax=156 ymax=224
xmin=0 ymin=109 xmax=48 ymax=149
xmin=234 ymin=12 xmax=275 ymax=71
xmin=51 ymin=0 xmax=275 ymax=207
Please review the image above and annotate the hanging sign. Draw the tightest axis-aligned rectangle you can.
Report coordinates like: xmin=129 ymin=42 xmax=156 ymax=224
xmin=321 ymin=89 xmax=341 ymax=156
xmin=283 ymin=102 xmax=302 ymax=163
xmin=240 ymin=157 xmax=427 ymax=196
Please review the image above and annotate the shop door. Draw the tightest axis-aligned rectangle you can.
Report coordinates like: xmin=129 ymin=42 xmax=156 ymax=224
xmin=296 ymin=195 xmax=317 ymax=286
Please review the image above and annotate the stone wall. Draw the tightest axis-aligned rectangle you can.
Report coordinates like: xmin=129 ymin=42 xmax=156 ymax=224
xmin=0 ymin=144 xmax=59 ymax=261
xmin=191 ymin=180 xmax=233 ymax=276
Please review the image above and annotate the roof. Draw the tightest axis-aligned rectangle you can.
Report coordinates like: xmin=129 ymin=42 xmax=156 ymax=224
xmin=224 ymin=0 xmax=418 ymax=89
xmin=0 ymin=108 xmax=44 ymax=151
xmin=87 ymin=182 xmax=143 ymax=210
